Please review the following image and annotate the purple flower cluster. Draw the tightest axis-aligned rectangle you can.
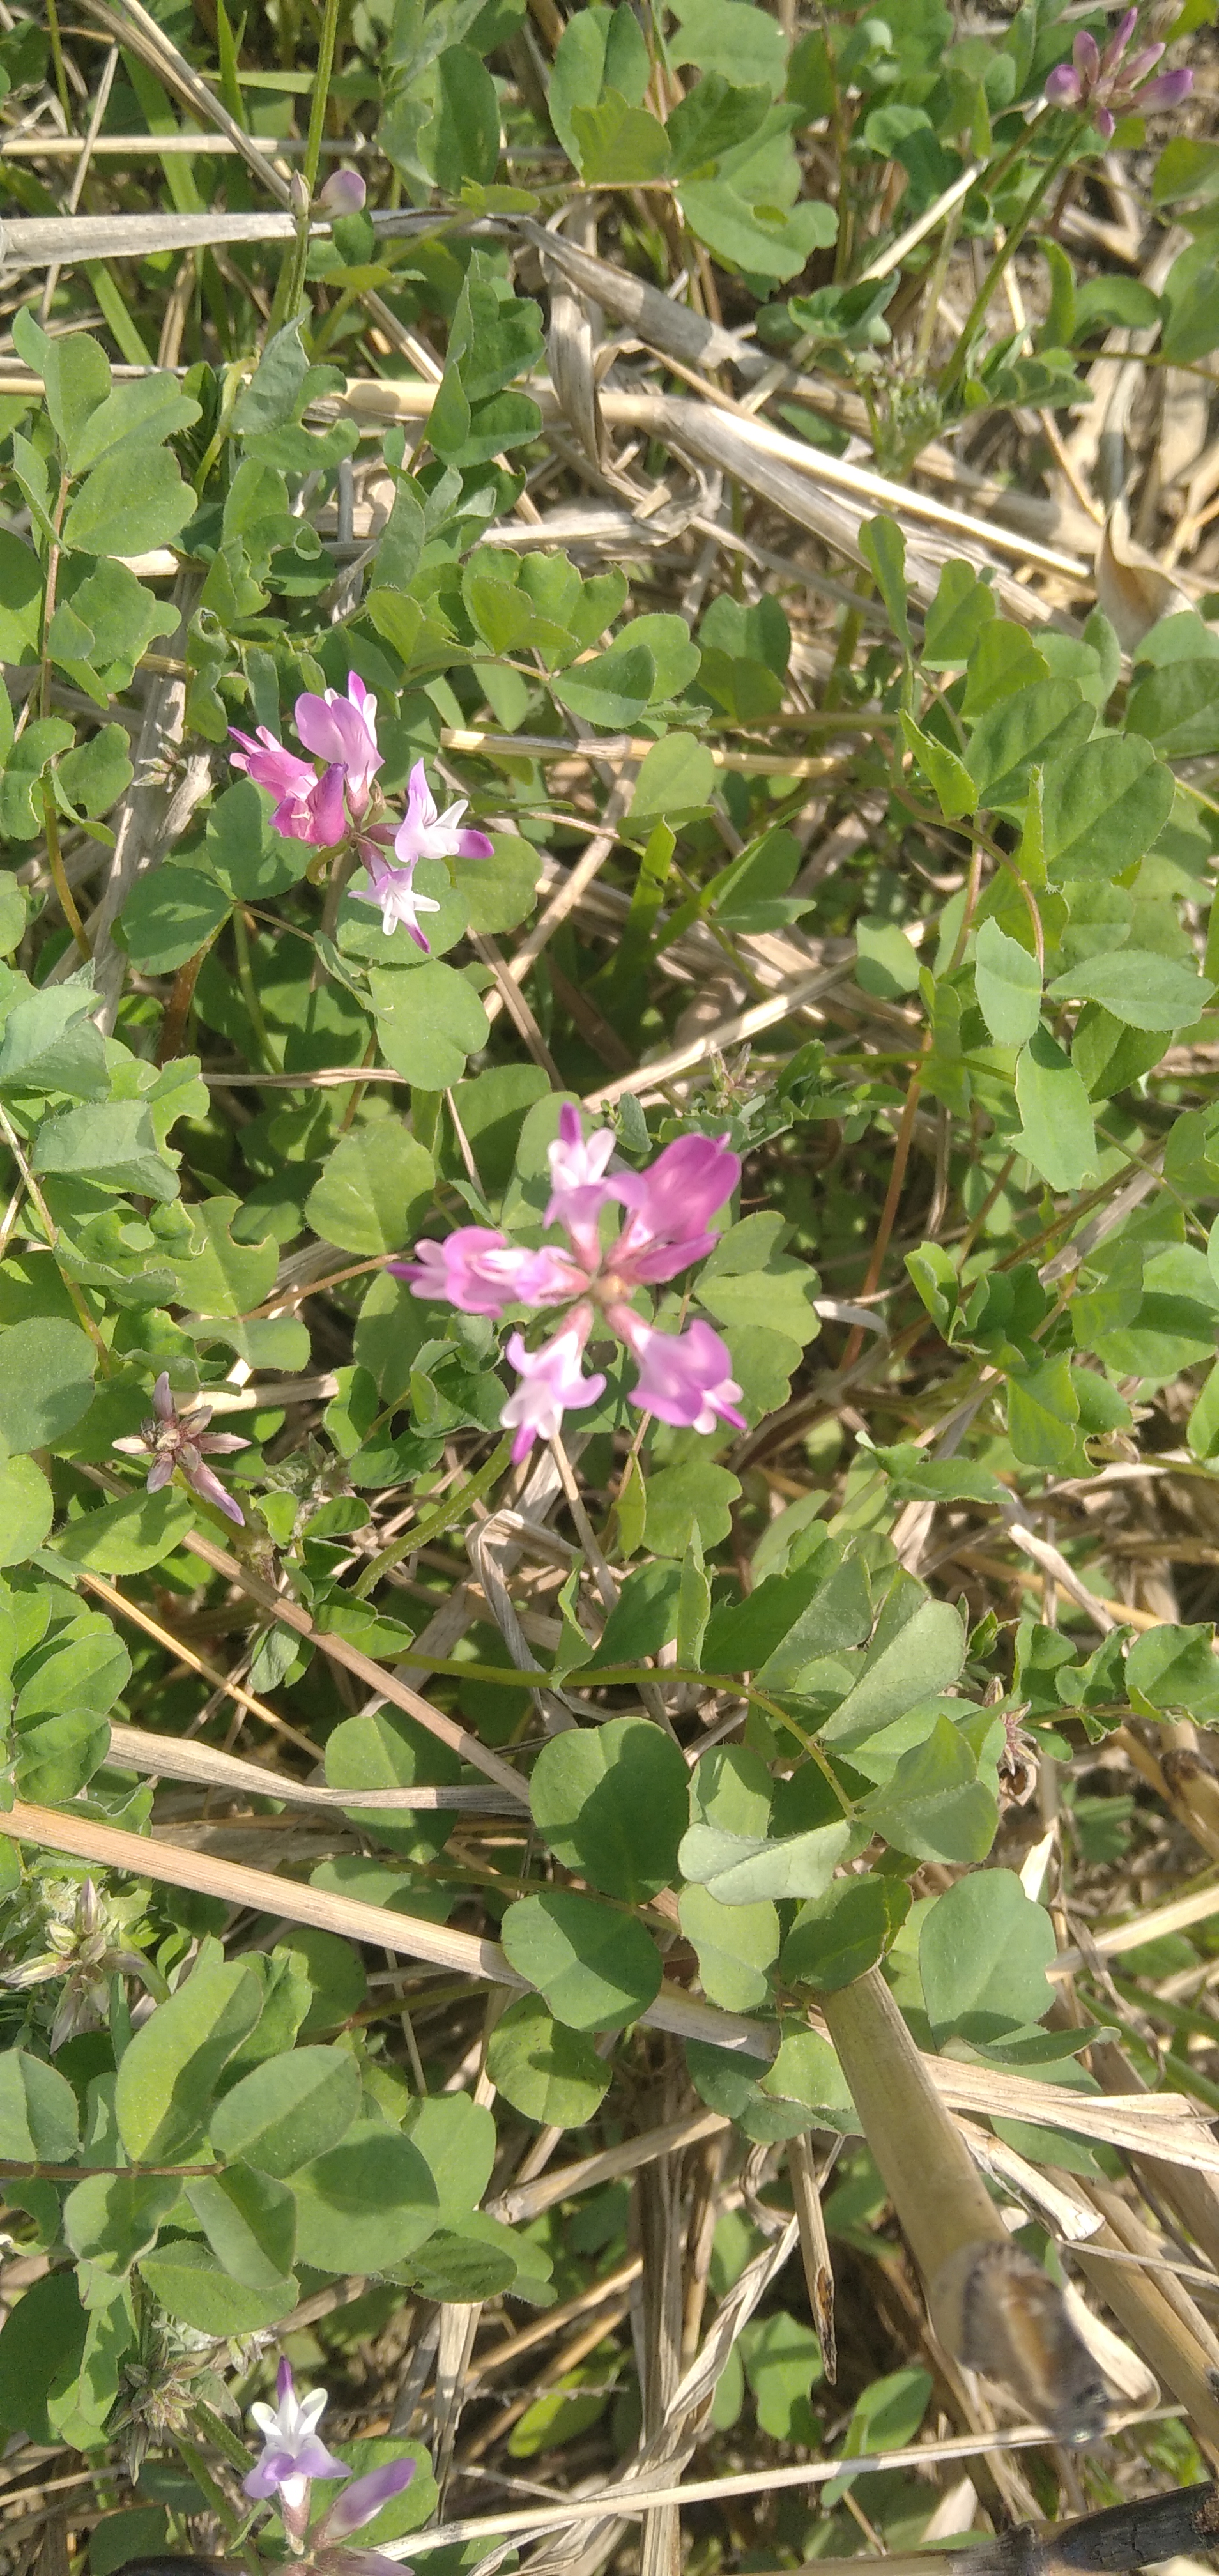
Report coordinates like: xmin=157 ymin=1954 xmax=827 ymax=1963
xmin=231 ymin=673 xmax=492 ymax=952
xmin=113 ymin=1372 xmax=248 ymax=1525
xmin=395 ymin=1107 xmax=747 ymax=1460
xmin=244 ymin=2358 xmax=415 ymax=2570
xmin=1044 ymin=8 xmax=1191 ymax=137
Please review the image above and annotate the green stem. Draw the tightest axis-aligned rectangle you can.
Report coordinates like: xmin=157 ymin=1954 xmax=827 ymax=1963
xmin=282 ymin=0 xmax=344 ymax=323
xmin=937 ymin=125 xmax=1082 ymax=403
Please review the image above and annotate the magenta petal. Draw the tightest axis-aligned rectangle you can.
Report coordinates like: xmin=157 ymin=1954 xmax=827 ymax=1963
xmin=456 ymin=829 xmax=494 ymax=860
xmin=145 ymin=1454 xmax=174 ymax=1493
xmin=325 ymin=2461 xmax=416 ymax=2540
xmin=1045 ymin=62 xmax=1082 ymax=102
xmin=152 ymin=1372 xmax=175 ymax=1422
xmin=187 ymin=1460 xmax=245 ymax=1524
xmin=1093 ymin=103 xmax=1116 ymax=136
xmin=1073 ymin=27 xmax=1100 ymax=80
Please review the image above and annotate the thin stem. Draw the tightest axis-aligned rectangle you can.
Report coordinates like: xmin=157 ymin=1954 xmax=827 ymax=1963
xmin=282 ymin=0 xmax=344 ymax=321
xmin=38 ymin=470 xmax=93 ymax=961
xmin=937 ymin=126 xmax=1080 ymax=402
xmin=42 ymin=788 xmax=92 ymax=962
xmin=156 ymin=939 xmax=211 ymax=1064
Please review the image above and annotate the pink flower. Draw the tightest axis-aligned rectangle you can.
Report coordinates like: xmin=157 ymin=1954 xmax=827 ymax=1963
xmin=394 ymin=760 xmax=494 ymax=868
xmin=397 ymin=1112 xmax=749 ymax=1455
xmin=501 ymin=1309 xmax=607 ymax=1462
xmin=229 ymin=727 xmax=346 ymax=847
xmin=243 ymin=2358 xmax=349 ymax=2513
xmin=352 ymin=847 xmax=442 ymax=949
xmin=1045 ymin=7 xmax=1192 ymax=135
xmin=613 ymin=1310 xmax=746 ymax=1435
xmin=392 ymin=1229 xmax=580 ymax=1315
xmin=114 ymin=1373 xmax=248 ymax=1526
xmin=608 ymin=1133 xmax=740 ymax=1286
xmin=295 ymin=672 xmax=383 ymax=818
xmin=319 ymin=166 xmax=367 ymax=215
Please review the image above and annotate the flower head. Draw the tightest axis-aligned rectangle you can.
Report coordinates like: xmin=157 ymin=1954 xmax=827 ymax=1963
xmin=243 ymin=2358 xmax=349 ymax=2515
xmin=295 ymin=673 xmax=383 ymax=818
xmin=352 ymin=847 xmax=443 ymax=949
xmin=398 ymin=1112 xmax=746 ymax=1455
xmin=319 ymin=166 xmax=367 ymax=215
xmin=394 ymin=761 xmax=494 ymax=869
xmin=229 ymin=727 xmax=346 ymax=847
xmin=1045 ymin=8 xmax=1192 ymax=135
xmin=501 ymin=1310 xmax=607 ymax=1462
xmin=114 ymin=1372 xmax=248 ymax=1527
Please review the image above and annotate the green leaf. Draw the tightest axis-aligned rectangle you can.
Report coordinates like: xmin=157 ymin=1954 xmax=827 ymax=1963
xmin=965 ymin=680 xmax=1092 ymax=811
xmin=325 ymin=1708 xmax=459 ymax=1862
xmin=678 ymin=1817 xmax=852 ymax=1905
xmin=0 ymin=1317 xmax=98 ymax=1453
xmin=115 ymin=1947 xmax=264 ymax=2162
xmin=121 ymin=864 xmax=232 ymax=974
xmin=67 ymin=372 xmax=201 ymax=476
xmin=669 ymin=0 xmax=786 ymax=93
xmin=1040 ymin=732 xmax=1176 ymax=881
xmin=1006 ymin=1354 xmax=1080 ymax=1469
xmin=0 ymin=1452 xmax=53 ymax=1564
xmin=404 ymin=2093 xmax=496 ymax=2218
xmin=919 ymin=1870 xmax=1055 ymax=2045
xmin=0 ymin=533 xmax=43 ymax=662
xmin=679 ymin=181 xmax=834 ymax=281
xmin=485 ymin=1993 xmax=611 ymax=2126
xmin=758 ymin=2028 xmax=857 ymax=2126
xmin=0 ymin=2273 xmax=88 ymax=2442
xmin=186 ymin=2166 xmax=297 ymax=2292
xmin=1126 ymin=1621 xmax=1219 ymax=1722
xmin=860 ymin=515 xmax=912 ymax=657
xmin=432 ymin=44 xmax=501 ymax=190
xmin=900 ymin=712 xmax=976 ymax=820
xmin=1014 ymin=1028 xmax=1097 ymax=1190
xmin=741 ymin=2312 xmax=824 ymax=2439
xmin=921 ymin=560 xmax=998 ymax=669
xmin=962 ymin=621 xmax=1050 ymax=718
xmin=644 ymin=1455 xmax=740 ymax=1557
xmin=55 ymin=1484 xmax=194 ymax=1574
xmin=1162 ymin=234 xmax=1219 ymax=365
xmin=33 ymin=1098 xmax=179 ymax=1200
xmin=0 ymin=2050 xmax=79 ymax=2161
xmin=666 ymin=74 xmax=772 ymax=178
xmin=678 ymin=1882 xmax=779 ymax=2011
xmin=551 ymin=641 xmax=656 ymax=728
xmin=305 ymin=1124 xmax=434 ymax=1259
xmin=209 ymin=2044 xmax=362 ymax=2176
xmin=549 ymin=4 xmax=650 ymax=163
xmin=63 ymin=2168 xmax=180 ymax=2276
xmin=1046 ymin=947 xmax=1212 ymax=1031
xmin=1128 ymin=653 xmax=1219 ymax=758
xmin=530 ymin=1714 xmax=688 ymax=1901
xmin=571 ymin=91 xmax=671 ymax=181
xmin=63 ymin=444 xmax=195 ymax=557
xmin=0 ymin=985 xmax=107 ymax=1098
xmin=291 ymin=2122 xmax=438 ymax=2271
xmin=369 ymin=959 xmax=488 ymax=1089
xmin=781 ymin=1875 xmax=910 ymax=1993
xmin=820 ymin=1598 xmax=965 ymax=1753
xmin=502 ymin=1890 xmax=662 ymax=2030
xmin=973 ymin=917 xmax=1041 ymax=1045
xmin=858 ymin=1717 xmax=997 ymax=1864
xmin=138 ymin=2239 xmax=298 ymax=2333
